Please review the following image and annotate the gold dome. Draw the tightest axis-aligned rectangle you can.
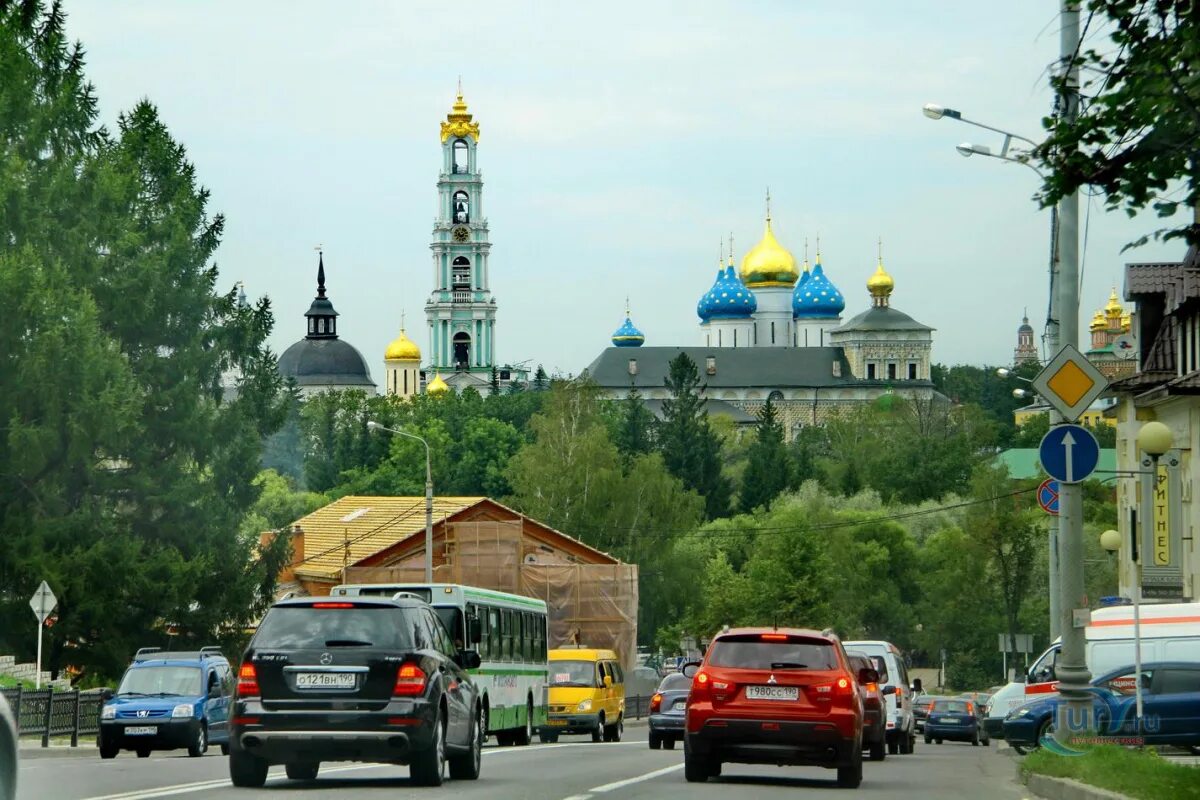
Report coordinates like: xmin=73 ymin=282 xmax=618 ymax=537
xmin=1105 ymin=288 xmax=1123 ymax=317
xmin=440 ymin=92 xmax=480 ymax=142
xmin=867 ymin=261 xmax=894 ymax=297
xmin=384 ymin=329 xmax=421 ymax=361
xmin=1090 ymin=310 xmax=1106 ymax=330
xmin=1121 ymin=311 xmax=1132 ymax=332
xmin=740 ymin=218 xmax=799 ymax=287
xmin=426 ymin=373 xmax=450 ymax=395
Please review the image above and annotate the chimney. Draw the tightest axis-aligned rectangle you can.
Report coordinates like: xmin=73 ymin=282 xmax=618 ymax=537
xmin=706 ymin=355 xmax=717 ymax=375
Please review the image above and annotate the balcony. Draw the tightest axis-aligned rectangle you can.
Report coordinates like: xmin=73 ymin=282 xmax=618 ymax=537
xmin=452 ymin=291 xmax=472 ymax=303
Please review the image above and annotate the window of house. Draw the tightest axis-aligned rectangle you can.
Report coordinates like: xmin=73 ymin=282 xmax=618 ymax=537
xmin=867 ymin=363 xmax=877 ymax=380
xmin=887 ymin=363 xmax=897 ymax=380
xmin=908 ymin=362 xmax=918 ymax=380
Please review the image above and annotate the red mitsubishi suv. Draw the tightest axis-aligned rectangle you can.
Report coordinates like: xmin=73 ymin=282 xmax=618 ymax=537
xmin=683 ymin=628 xmax=874 ymax=789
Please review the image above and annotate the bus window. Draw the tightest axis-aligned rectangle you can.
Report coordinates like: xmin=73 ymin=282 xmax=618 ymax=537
xmin=489 ymin=608 xmax=501 ymax=660
xmin=502 ymin=609 xmax=513 ymax=661
xmin=434 ymin=606 xmax=465 ymax=650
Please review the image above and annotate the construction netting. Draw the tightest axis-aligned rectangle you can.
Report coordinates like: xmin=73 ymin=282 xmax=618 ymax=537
xmin=343 ymin=520 xmax=639 ymax=670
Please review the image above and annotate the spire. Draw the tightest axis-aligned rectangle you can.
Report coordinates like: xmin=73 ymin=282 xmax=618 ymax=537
xmin=765 ymin=187 xmax=772 ymax=225
xmin=719 ymin=235 xmax=724 ymax=268
xmin=317 ymin=253 xmax=326 ymax=297
xmin=728 ymin=231 xmax=735 ymax=266
xmin=803 ymin=237 xmax=810 ymax=271
xmin=877 ymin=236 xmax=883 ymax=264
xmin=625 ymin=295 xmax=631 ymax=317
xmin=815 ymin=234 xmax=822 ymax=264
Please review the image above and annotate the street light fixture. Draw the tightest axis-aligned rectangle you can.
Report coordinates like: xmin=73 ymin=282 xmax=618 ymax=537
xmin=366 ymin=420 xmax=434 ymax=582
xmin=1099 ymin=529 xmax=1121 ymax=555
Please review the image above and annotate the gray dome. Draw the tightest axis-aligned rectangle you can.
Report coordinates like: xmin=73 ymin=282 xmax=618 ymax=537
xmin=278 ymin=338 xmax=375 ymax=388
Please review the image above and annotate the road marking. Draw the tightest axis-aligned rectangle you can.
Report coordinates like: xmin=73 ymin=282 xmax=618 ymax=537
xmin=586 ymin=763 xmax=684 ymax=793
xmin=562 ymin=795 xmax=594 ymax=800
xmin=79 ymin=763 xmax=383 ymax=800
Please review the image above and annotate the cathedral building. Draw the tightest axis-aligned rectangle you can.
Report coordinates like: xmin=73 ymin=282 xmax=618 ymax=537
xmin=1086 ymin=288 xmax=1137 ymax=380
xmin=584 ymin=209 xmax=942 ymax=435
xmin=1013 ymin=313 xmax=1039 ymax=366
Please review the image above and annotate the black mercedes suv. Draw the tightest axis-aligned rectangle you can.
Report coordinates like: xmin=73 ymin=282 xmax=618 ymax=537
xmin=228 ymin=595 xmax=483 ymax=787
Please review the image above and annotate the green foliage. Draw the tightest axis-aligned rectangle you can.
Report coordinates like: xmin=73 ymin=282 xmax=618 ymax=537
xmin=613 ymin=387 xmax=655 ymax=462
xmin=1022 ymin=745 xmax=1200 ymax=800
xmin=1038 ymin=0 xmax=1200 ymax=249
xmin=0 ymin=1 xmax=289 ymax=680
xmin=740 ymin=397 xmax=793 ymax=513
xmin=659 ymin=354 xmax=732 ymax=519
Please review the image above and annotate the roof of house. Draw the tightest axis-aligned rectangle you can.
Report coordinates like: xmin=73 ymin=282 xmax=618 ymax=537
xmin=833 ymin=305 xmax=933 ymax=334
xmin=995 ymin=448 xmax=1117 ymax=481
xmin=289 ymin=495 xmax=617 ymax=581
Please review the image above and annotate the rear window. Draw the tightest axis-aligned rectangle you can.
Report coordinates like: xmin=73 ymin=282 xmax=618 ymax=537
xmin=253 ymin=606 xmax=414 ymax=650
xmin=658 ymin=673 xmax=692 ymax=692
xmin=933 ymin=700 xmax=969 ymax=713
xmin=707 ymin=635 xmax=838 ymax=670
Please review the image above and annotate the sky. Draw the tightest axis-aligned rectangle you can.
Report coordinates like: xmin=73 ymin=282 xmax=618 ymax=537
xmin=60 ymin=0 xmax=1187 ymax=376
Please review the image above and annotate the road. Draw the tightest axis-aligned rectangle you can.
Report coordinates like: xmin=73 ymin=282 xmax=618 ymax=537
xmin=17 ymin=725 xmax=1027 ymax=800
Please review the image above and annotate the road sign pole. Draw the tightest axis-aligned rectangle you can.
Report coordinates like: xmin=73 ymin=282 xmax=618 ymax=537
xmin=1049 ymin=519 xmax=1060 ymax=642
xmin=35 ymin=616 xmax=42 ymax=690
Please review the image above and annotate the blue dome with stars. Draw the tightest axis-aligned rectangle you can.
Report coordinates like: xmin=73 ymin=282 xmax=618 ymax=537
xmin=792 ymin=257 xmax=845 ymax=318
xmin=698 ymin=266 xmax=758 ymax=321
xmin=611 ymin=315 xmax=645 ymax=347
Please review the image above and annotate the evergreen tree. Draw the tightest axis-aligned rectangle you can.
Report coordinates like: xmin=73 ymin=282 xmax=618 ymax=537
xmin=489 ymin=365 xmax=500 ymax=396
xmin=613 ymin=387 xmax=655 ymax=464
xmin=740 ymin=397 xmax=793 ymax=512
xmin=532 ymin=364 xmax=549 ymax=391
xmin=658 ymin=353 xmax=732 ymax=519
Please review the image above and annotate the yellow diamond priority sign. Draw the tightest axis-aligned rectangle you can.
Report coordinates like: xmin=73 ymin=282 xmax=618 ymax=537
xmin=1030 ymin=344 xmax=1109 ymax=422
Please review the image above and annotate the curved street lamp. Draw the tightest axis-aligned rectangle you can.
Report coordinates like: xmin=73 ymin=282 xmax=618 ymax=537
xmin=367 ymin=420 xmax=434 ymax=582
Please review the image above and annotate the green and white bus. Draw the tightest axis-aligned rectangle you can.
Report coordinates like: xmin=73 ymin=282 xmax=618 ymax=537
xmin=331 ymin=582 xmax=548 ymax=745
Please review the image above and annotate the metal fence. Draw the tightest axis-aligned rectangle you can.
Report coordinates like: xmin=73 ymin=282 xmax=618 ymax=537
xmin=0 ymin=687 xmax=105 ymax=747
xmin=627 ymin=695 xmax=653 ymax=720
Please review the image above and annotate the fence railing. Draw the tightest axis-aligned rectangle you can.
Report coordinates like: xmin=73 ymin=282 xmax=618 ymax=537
xmin=0 ymin=687 xmax=105 ymax=747
xmin=627 ymin=694 xmax=653 ymax=720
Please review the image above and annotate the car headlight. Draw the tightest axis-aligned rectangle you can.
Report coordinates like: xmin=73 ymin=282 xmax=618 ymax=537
xmin=172 ymin=704 xmax=194 ymax=718
xmin=576 ymin=700 xmax=592 ymax=712
xmin=101 ymin=705 xmax=116 ymax=720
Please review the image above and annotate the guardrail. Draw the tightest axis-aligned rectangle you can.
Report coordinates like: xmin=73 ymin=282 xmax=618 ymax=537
xmin=0 ymin=687 xmax=106 ymax=747
xmin=627 ymin=695 xmax=653 ymax=720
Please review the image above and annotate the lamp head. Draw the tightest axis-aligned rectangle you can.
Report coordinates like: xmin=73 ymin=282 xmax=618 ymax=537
xmin=367 ymin=420 xmax=380 ymax=431
xmin=1012 ymin=388 xmax=1029 ymax=399
xmin=997 ymin=367 xmax=1012 ymax=378
xmin=1137 ymin=420 xmax=1173 ymax=456
xmin=1100 ymin=529 xmax=1121 ymax=553
xmin=922 ymin=103 xmax=945 ymax=120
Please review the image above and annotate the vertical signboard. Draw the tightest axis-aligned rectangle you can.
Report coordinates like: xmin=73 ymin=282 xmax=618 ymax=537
xmin=1140 ymin=449 xmax=1184 ymax=599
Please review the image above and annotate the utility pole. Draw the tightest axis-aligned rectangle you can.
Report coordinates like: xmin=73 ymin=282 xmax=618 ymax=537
xmin=1047 ymin=202 xmax=1062 ymax=645
xmin=1054 ymin=0 xmax=1091 ymax=742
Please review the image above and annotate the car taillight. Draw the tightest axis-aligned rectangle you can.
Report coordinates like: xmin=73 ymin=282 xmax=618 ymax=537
xmin=236 ymin=663 xmax=260 ymax=698
xmin=966 ymin=702 xmax=975 ymax=716
xmin=813 ymin=675 xmax=855 ymax=706
xmin=690 ymin=671 xmax=711 ymax=701
xmin=650 ymin=693 xmax=663 ymax=713
xmin=393 ymin=663 xmax=427 ymax=696
xmin=760 ymin=633 xmax=788 ymax=641
xmin=311 ymin=602 xmax=355 ymax=608
xmin=865 ymin=682 xmax=878 ymax=694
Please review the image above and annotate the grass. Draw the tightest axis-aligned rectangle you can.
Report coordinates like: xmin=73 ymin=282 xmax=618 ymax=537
xmin=1021 ymin=744 xmax=1200 ymax=800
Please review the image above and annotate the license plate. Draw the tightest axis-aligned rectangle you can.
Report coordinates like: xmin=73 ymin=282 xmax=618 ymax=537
xmin=295 ymin=672 xmax=356 ymax=689
xmin=547 ymin=719 xmax=568 ymax=726
xmin=125 ymin=726 xmax=157 ymax=736
xmin=745 ymin=685 xmax=799 ymax=701
xmin=672 ymin=699 xmax=686 ymax=709
xmin=938 ymin=718 xmax=960 ymax=724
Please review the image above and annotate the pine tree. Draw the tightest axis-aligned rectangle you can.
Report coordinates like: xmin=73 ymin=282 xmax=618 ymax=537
xmin=533 ymin=364 xmax=549 ymax=391
xmin=489 ymin=365 xmax=500 ymax=396
xmin=740 ymin=397 xmax=793 ymax=512
xmin=614 ymin=387 xmax=655 ymax=464
xmin=658 ymin=353 xmax=731 ymax=519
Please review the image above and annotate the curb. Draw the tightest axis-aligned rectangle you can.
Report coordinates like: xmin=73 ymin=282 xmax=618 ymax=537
xmin=17 ymin=745 xmax=95 ymax=760
xmin=1021 ymin=772 xmax=1135 ymax=800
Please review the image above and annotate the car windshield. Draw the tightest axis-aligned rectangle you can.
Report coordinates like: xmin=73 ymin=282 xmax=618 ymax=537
xmin=707 ymin=636 xmax=837 ymax=670
xmin=550 ymin=661 xmax=596 ymax=687
xmin=117 ymin=666 xmax=201 ymax=697
xmin=933 ymin=700 xmax=969 ymax=713
xmin=657 ymin=673 xmax=692 ymax=692
xmin=253 ymin=606 xmax=414 ymax=650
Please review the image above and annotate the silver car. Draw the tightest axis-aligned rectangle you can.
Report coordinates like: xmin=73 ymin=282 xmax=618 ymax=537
xmin=0 ymin=693 xmax=16 ymax=800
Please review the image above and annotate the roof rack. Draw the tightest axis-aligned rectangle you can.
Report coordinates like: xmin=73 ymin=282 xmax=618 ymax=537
xmin=199 ymin=646 xmax=223 ymax=656
xmin=134 ymin=647 xmax=162 ymax=658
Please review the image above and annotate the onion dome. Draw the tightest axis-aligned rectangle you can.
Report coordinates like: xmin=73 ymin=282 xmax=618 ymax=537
xmin=1105 ymin=288 xmax=1123 ymax=318
xmin=426 ymin=373 xmax=450 ymax=395
xmin=1018 ymin=315 xmax=1034 ymax=333
xmin=384 ymin=328 xmax=421 ymax=361
xmin=698 ymin=265 xmax=758 ymax=321
xmin=740 ymin=214 xmax=799 ymax=287
xmin=1090 ymin=310 xmax=1106 ymax=331
xmin=792 ymin=251 xmax=845 ymax=318
xmin=612 ymin=301 xmax=645 ymax=347
xmin=1121 ymin=311 xmax=1132 ymax=332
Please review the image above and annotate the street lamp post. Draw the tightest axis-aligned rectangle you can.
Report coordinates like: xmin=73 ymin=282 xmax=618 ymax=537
xmin=367 ymin=420 xmax=434 ymax=582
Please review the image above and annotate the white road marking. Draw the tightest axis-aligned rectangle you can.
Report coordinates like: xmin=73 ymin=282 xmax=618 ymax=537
xmin=585 ymin=763 xmax=685 ymax=793
xmin=562 ymin=795 xmax=594 ymax=800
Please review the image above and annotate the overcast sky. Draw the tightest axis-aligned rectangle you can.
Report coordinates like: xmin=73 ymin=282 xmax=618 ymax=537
xmin=61 ymin=1 xmax=1185 ymax=376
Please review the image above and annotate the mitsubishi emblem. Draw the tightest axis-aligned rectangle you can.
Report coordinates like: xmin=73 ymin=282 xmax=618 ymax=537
xmin=767 ymin=674 xmax=777 ymax=685
xmin=320 ymin=652 xmax=334 ymax=666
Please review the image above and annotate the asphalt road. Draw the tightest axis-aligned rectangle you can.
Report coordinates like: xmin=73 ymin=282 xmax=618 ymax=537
xmin=17 ymin=725 xmax=1028 ymax=800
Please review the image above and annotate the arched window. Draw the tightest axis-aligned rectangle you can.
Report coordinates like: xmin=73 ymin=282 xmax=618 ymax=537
xmin=768 ymin=390 xmax=784 ymax=403
xmin=452 ymin=257 xmax=471 ymax=288
xmin=453 ymin=332 xmax=471 ymax=369
xmin=453 ymin=140 xmax=469 ymax=173
xmin=453 ymin=190 xmax=470 ymax=223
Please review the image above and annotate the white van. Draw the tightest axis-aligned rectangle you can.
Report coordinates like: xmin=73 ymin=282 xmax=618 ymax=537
xmin=982 ymin=681 xmax=1030 ymax=740
xmin=843 ymin=640 xmax=917 ymax=755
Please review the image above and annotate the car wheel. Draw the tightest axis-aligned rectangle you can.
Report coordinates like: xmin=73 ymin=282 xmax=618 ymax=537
xmin=1011 ymin=743 xmax=1033 ymax=756
xmin=649 ymin=733 xmax=662 ymax=750
xmin=229 ymin=749 xmax=268 ymax=788
xmin=540 ymin=732 xmax=558 ymax=744
xmin=495 ymin=730 xmax=513 ymax=747
xmin=664 ymin=737 xmax=676 ymax=751
xmin=514 ymin=700 xmax=533 ymax=746
xmin=683 ymin=736 xmax=708 ymax=784
xmin=971 ymin=731 xmax=980 ymax=746
xmin=220 ymin=743 xmax=229 ymax=756
xmin=136 ymin=748 xmax=150 ymax=759
xmin=592 ymin=714 xmax=604 ymax=743
xmin=869 ymin=740 xmax=885 ymax=761
xmin=887 ymin=738 xmax=898 ymax=755
xmin=836 ymin=747 xmax=863 ymax=789
xmin=99 ymin=742 xmax=119 ymax=759
xmin=410 ymin=714 xmax=446 ymax=786
xmin=187 ymin=724 xmax=207 ymax=757
xmin=936 ymin=738 xmax=943 ymax=744
xmin=449 ymin=705 xmax=482 ymax=781
xmin=708 ymin=759 xmax=721 ymax=778
xmin=604 ymin=715 xmax=623 ymax=743
xmin=924 ymin=736 xmax=932 ymax=745
xmin=1036 ymin=717 xmax=1055 ymax=747
xmin=285 ymin=761 xmax=319 ymax=781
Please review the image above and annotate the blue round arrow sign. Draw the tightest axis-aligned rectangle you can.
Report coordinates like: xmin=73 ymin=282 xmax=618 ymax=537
xmin=1037 ymin=478 xmax=1060 ymax=515
xmin=1039 ymin=424 xmax=1100 ymax=484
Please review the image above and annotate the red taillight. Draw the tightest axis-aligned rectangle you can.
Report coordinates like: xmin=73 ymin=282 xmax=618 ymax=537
xmin=650 ymin=693 xmax=663 ymax=713
xmin=760 ymin=633 xmax=788 ymax=641
xmin=836 ymin=677 xmax=851 ymax=693
xmin=393 ymin=663 xmax=427 ymax=696
xmin=312 ymin=602 xmax=354 ymax=608
xmin=865 ymin=682 xmax=878 ymax=694
xmin=690 ymin=671 xmax=711 ymax=701
xmin=813 ymin=675 xmax=855 ymax=706
xmin=236 ymin=663 xmax=260 ymax=698
xmin=966 ymin=702 xmax=975 ymax=716
xmin=695 ymin=671 xmax=709 ymax=686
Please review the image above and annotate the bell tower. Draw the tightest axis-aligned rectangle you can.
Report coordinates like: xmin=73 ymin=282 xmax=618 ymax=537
xmin=425 ymin=89 xmax=496 ymax=380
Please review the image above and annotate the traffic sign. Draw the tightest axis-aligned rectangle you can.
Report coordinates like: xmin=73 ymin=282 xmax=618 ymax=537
xmin=1030 ymin=344 xmax=1109 ymax=422
xmin=1038 ymin=478 xmax=1060 ymax=515
xmin=1039 ymin=424 xmax=1101 ymax=484
xmin=29 ymin=580 xmax=56 ymax=624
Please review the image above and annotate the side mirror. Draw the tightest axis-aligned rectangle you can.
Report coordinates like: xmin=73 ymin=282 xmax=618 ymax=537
xmin=456 ymin=650 xmax=482 ymax=670
xmin=681 ymin=661 xmax=701 ymax=678
xmin=603 ymin=675 xmax=613 ymax=689
xmin=881 ymin=685 xmax=898 ymax=696
xmin=857 ymin=667 xmax=879 ymax=685
xmin=101 ymin=688 xmax=114 ymax=701
xmin=911 ymin=678 xmax=923 ymax=693
xmin=467 ymin=615 xmax=483 ymax=645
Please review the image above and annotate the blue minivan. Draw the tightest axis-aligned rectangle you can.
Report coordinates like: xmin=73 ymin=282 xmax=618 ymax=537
xmin=99 ymin=647 xmax=233 ymax=759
